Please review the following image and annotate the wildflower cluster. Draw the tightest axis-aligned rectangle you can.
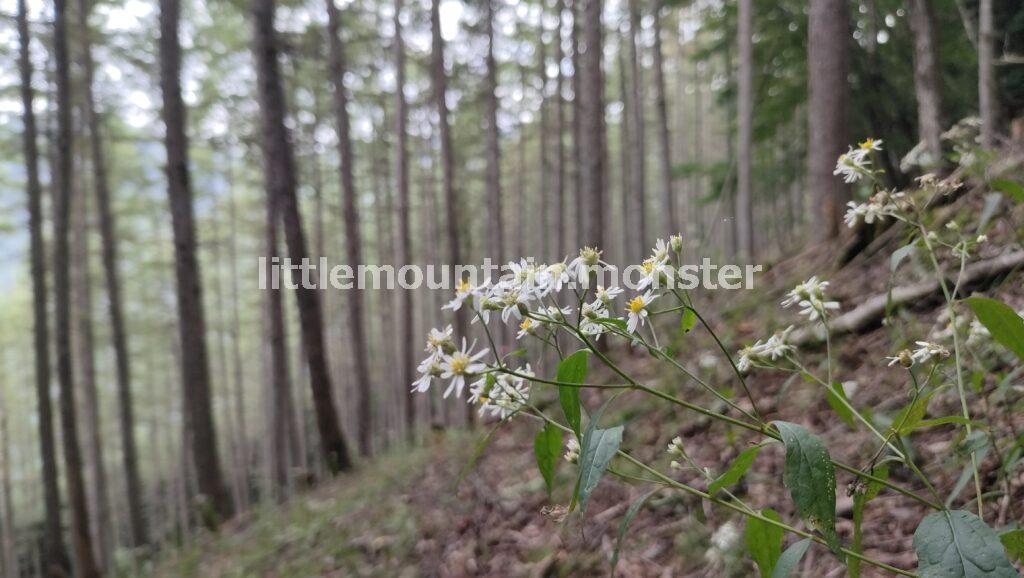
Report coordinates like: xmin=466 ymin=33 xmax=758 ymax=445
xmin=833 ymin=138 xmax=882 ymax=184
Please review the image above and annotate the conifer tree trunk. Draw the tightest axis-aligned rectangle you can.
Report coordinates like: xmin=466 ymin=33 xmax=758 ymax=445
xmin=571 ymin=0 xmax=584 ymax=247
xmin=627 ymin=0 xmax=646 ymax=255
xmin=392 ymin=0 xmax=417 ymax=439
xmin=578 ymin=0 xmax=606 ymax=249
xmin=908 ymin=0 xmax=944 ymax=165
xmin=326 ymin=0 xmax=374 ymax=456
xmin=736 ymin=0 xmax=754 ymax=259
xmin=652 ymin=1 xmax=674 ymax=236
xmin=808 ymin=0 xmax=850 ymax=239
xmin=17 ymin=0 xmax=69 ymax=570
xmin=76 ymin=0 xmax=148 ymax=548
xmin=484 ymin=0 xmax=505 ymax=262
xmin=0 ymin=392 xmax=17 ymax=578
xmin=159 ymin=0 xmax=235 ymax=522
xmin=554 ymin=0 xmax=567 ymax=256
xmin=252 ymin=0 xmax=353 ymax=473
xmin=978 ymin=0 xmax=997 ymax=149
xmin=53 ymin=0 xmax=102 ymax=572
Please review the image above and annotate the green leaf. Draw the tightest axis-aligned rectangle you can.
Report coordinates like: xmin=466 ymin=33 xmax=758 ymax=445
xmin=771 ymin=539 xmax=811 ymax=578
xmin=610 ymin=489 xmax=659 ymax=575
xmin=824 ymin=383 xmax=855 ymax=427
xmin=534 ymin=422 xmax=562 ymax=496
xmin=915 ymin=416 xmax=982 ymax=430
xmin=556 ymin=351 xmax=589 ymax=435
xmin=913 ymin=510 xmax=1017 ymax=577
xmin=991 ymin=178 xmax=1024 ymax=202
xmin=708 ymin=444 xmax=762 ymax=494
xmin=959 ymin=430 xmax=990 ymax=455
xmin=680 ymin=307 xmax=698 ymax=334
xmin=576 ymin=425 xmax=623 ymax=513
xmin=890 ymin=243 xmax=916 ymax=272
xmin=892 ymin=389 xmax=937 ymax=436
xmin=598 ymin=317 xmax=629 ymax=332
xmin=999 ymin=528 xmax=1024 ymax=563
xmin=746 ymin=509 xmax=784 ymax=577
xmin=979 ymin=193 xmax=1003 ymax=230
xmin=965 ymin=297 xmax=1024 ymax=363
xmin=773 ymin=421 xmax=839 ymax=551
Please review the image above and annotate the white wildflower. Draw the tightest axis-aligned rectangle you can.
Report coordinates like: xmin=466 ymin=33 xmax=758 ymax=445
xmin=756 ymin=326 xmax=796 ymax=360
xmin=564 ymin=438 xmax=580 ymax=464
xmin=782 ymin=277 xmax=839 ymax=321
xmin=568 ymin=247 xmax=603 ymax=281
xmin=439 ymin=339 xmax=489 ymax=398
xmin=516 ymin=318 xmax=535 ymax=340
xmin=411 ymin=356 xmax=443 ymax=393
xmin=625 ymin=291 xmax=657 ymax=334
xmin=911 ymin=341 xmax=950 ymax=365
xmin=594 ymin=285 xmax=623 ymax=305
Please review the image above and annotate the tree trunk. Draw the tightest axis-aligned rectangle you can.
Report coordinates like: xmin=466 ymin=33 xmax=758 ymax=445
xmin=265 ymin=184 xmax=292 ymax=498
xmin=53 ymin=0 xmax=102 ymax=572
xmin=326 ymin=0 xmax=374 ymax=457
xmin=736 ymin=0 xmax=754 ymax=259
xmin=571 ymin=0 xmax=584 ymax=247
xmin=252 ymin=0 xmax=354 ymax=473
xmin=554 ymin=0 xmax=567 ymax=256
xmin=578 ymin=0 xmax=606 ymax=249
xmin=978 ymin=0 xmax=997 ymax=149
xmin=17 ymin=0 xmax=69 ymax=570
xmin=651 ymin=1 xmax=674 ymax=236
xmin=908 ymin=0 xmax=944 ymax=165
xmin=618 ymin=43 xmax=634 ymax=260
xmin=159 ymin=0 xmax=235 ymax=523
xmin=538 ymin=35 xmax=552 ymax=260
xmin=484 ymin=0 xmax=506 ymax=262
xmin=70 ymin=166 xmax=112 ymax=572
xmin=391 ymin=0 xmax=418 ymax=440
xmin=808 ymin=0 xmax=850 ymax=239
xmin=627 ymin=0 xmax=646 ymax=256
xmin=0 ymin=389 xmax=17 ymax=578
xmin=224 ymin=156 xmax=249 ymax=510
xmin=76 ymin=0 xmax=148 ymax=548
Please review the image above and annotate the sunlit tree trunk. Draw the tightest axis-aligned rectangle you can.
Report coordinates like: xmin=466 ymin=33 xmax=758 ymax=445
xmin=159 ymin=0 xmax=235 ymax=523
xmin=53 ymin=0 xmax=102 ymax=571
xmin=224 ymin=156 xmax=249 ymax=510
xmin=0 ymin=391 xmax=17 ymax=578
xmin=652 ymin=1 xmax=674 ymax=236
xmin=808 ymin=0 xmax=849 ymax=239
xmin=736 ymin=0 xmax=754 ymax=259
xmin=17 ymin=0 xmax=69 ymax=570
xmin=252 ymin=0 xmax=353 ymax=473
xmin=978 ymin=0 xmax=997 ymax=149
xmin=618 ymin=43 xmax=634 ymax=260
xmin=326 ymin=0 xmax=374 ymax=457
xmin=908 ymin=0 xmax=944 ymax=165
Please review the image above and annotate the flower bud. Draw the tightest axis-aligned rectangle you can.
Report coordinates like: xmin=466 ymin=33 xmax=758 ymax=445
xmin=670 ymin=234 xmax=683 ymax=253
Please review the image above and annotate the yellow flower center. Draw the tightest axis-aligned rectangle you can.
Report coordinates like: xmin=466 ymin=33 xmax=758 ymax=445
xmin=628 ymin=296 xmax=646 ymax=314
xmin=859 ymin=138 xmax=874 ymax=150
xmin=449 ymin=355 xmax=469 ymax=374
xmin=642 ymin=259 xmax=655 ymax=274
xmin=456 ymin=279 xmax=472 ymax=295
xmin=519 ymin=319 xmax=532 ymax=331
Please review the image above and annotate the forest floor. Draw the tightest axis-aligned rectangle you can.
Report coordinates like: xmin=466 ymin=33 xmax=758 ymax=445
xmin=145 ymin=180 xmax=1024 ymax=577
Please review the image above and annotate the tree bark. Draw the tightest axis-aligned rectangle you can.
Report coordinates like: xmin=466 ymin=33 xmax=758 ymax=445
xmin=627 ymin=0 xmax=646 ymax=257
xmin=484 ymin=0 xmax=506 ymax=262
xmin=908 ymin=0 xmax=944 ymax=165
xmin=391 ymin=0 xmax=417 ymax=440
xmin=17 ymin=0 xmax=69 ymax=570
xmin=159 ymin=0 xmax=235 ymax=523
xmin=578 ymin=0 xmax=606 ymax=249
xmin=736 ymin=0 xmax=754 ymax=259
xmin=76 ymin=0 xmax=148 ymax=548
xmin=808 ymin=0 xmax=850 ymax=239
xmin=252 ymin=0 xmax=353 ymax=473
xmin=326 ymin=0 xmax=374 ymax=457
xmin=651 ymin=1 xmax=674 ymax=237
xmin=554 ymin=0 xmax=568 ymax=256
xmin=0 ymin=389 xmax=17 ymax=578
xmin=978 ymin=0 xmax=997 ymax=149
xmin=53 ymin=0 xmax=102 ymax=572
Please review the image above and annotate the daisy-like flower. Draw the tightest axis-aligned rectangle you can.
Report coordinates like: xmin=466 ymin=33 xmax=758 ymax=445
xmin=495 ymin=283 xmax=532 ymax=324
xmin=625 ymin=291 xmax=656 ymax=334
xmin=569 ymin=247 xmax=603 ymax=281
xmin=540 ymin=262 xmax=571 ymax=293
xmin=650 ymin=238 xmax=672 ymax=264
xmin=885 ymin=349 xmax=914 ymax=368
xmin=443 ymin=278 xmax=479 ymax=312
xmin=579 ymin=301 xmax=610 ymax=339
xmin=411 ymin=356 xmax=444 ymax=393
xmin=911 ymin=341 xmax=950 ymax=364
xmin=636 ymin=256 xmax=670 ymax=291
xmin=439 ymin=339 xmax=489 ymax=398
xmin=540 ymin=305 xmax=573 ymax=323
xmin=858 ymin=137 xmax=883 ymax=152
xmin=782 ymin=276 xmax=839 ymax=321
xmin=424 ymin=325 xmax=455 ymax=358
xmin=756 ymin=326 xmax=796 ymax=360
xmin=473 ymin=366 xmax=533 ymax=420
xmin=507 ymin=258 xmax=543 ymax=292
xmin=516 ymin=318 xmax=535 ymax=340
xmin=594 ymin=285 xmax=623 ymax=305
xmin=564 ymin=438 xmax=581 ymax=464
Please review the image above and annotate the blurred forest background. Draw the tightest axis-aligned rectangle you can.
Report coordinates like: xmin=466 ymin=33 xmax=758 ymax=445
xmin=0 ymin=0 xmax=1022 ymax=575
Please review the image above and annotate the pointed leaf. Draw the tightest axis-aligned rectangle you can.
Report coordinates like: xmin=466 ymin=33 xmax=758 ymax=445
xmin=913 ymin=510 xmax=1017 ymax=577
xmin=771 ymin=539 xmax=811 ymax=578
xmin=556 ymin=350 xmax=589 ymax=435
xmin=576 ymin=425 xmax=623 ymax=513
xmin=965 ymin=297 xmax=1024 ymax=363
xmin=773 ymin=421 xmax=839 ymax=550
xmin=709 ymin=444 xmax=762 ymax=494
xmin=680 ymin=307 xmax=698 ymax=334
xmin=746 ymin=508 xmax=784 ymax=577
xmin=534 ymin=422 xmax=562 ymax=496
xmin=825 ymin=383 xmax=855 ymax=427
xmin=610 ymin=489 xmax=659 ymax=575
xmin=999 ymin=528 xmax=1024 ymax=563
